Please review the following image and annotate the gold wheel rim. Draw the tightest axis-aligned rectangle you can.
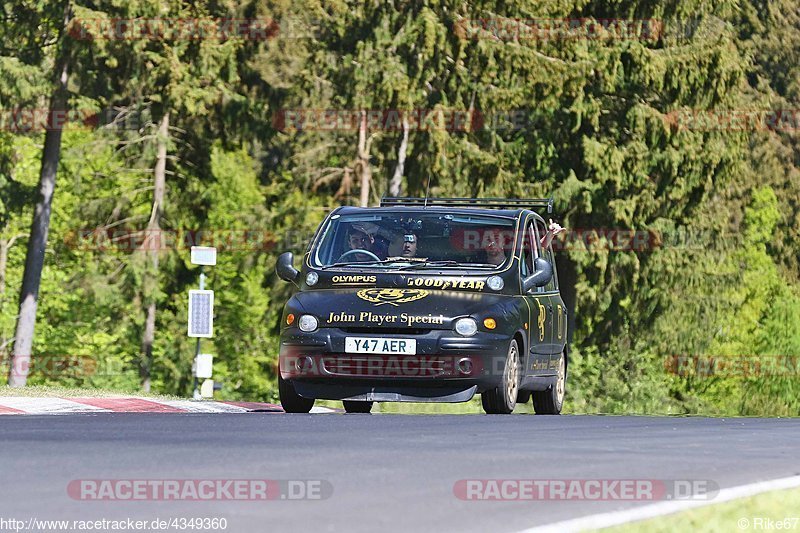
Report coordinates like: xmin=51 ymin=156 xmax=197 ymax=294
xmin=505 ymin=343 xmax=519 ymax=407
xmin=556 ymin=353 xmax=566 ymax=403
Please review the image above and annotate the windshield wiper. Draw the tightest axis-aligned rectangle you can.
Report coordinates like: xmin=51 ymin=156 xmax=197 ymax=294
xmin=396 ymin=260 xmax=458 ymax=270
xmin=396 ymin=261 xmax=498 ymax=270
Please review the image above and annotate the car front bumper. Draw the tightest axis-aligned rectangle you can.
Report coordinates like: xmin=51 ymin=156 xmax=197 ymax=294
xmin=279 ymin=327 xmax=512 ymax=401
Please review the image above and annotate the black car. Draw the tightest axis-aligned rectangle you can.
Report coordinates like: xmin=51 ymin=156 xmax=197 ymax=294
xmin=275 ymin=197 xmax=568 ymax=414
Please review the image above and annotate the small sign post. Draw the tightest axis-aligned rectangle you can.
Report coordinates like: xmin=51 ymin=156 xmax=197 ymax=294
xmin=189 ymin=246 xmax=216 ymax=399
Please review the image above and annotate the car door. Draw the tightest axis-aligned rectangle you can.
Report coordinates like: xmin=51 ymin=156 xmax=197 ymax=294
xmin=521 ymin=218 xmax=551 ymax=375
xmin=542 ymin=239 xmax=567 ymax=370
xmin=533 ymin=218 xmax=557 ymax=358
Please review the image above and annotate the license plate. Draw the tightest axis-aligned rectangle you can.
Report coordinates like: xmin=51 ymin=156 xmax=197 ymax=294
xmin=344 ymin=337 xmax=417 ymax=355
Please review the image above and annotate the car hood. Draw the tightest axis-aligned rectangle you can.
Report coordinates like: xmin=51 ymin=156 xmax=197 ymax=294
xmin=290 ymin=288 xmax=516 ymax=329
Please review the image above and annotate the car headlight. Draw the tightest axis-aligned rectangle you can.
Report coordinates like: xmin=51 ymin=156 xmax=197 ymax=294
xmin=305 ymin=271 xmax=319 ymax=286
xmin=298 ymin=315 xmax=318 ymax=332
xmin=454 ymin=317 xmax=478 ymax=337
xmin=486 ymin=275 xmax=504 ymax=291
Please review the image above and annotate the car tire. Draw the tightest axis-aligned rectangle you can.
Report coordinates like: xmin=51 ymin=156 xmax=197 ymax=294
xmin=343 ymin=400 xmax=373 ymax=413
xmin=279 ymin=374 xmax=314 ymax=413
xmin=532 ymin=349 xmax=566 ymax=415
xmin=481 ymin=339 xmax=520 ymax=414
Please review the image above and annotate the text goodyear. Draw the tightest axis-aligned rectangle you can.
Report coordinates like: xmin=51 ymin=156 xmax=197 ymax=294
xmin=406 ymin=277 xmax=486 ymax=291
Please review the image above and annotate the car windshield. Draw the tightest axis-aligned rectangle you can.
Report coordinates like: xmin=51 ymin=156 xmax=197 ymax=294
xmin=311 ymin=211 xmax=517 ymax=269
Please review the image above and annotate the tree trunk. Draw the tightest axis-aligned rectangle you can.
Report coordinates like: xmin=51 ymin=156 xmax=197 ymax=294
xmin=139 ymin=112 xmax=169 ymax=392
xmin=358 ymin=111 xmax=371 ymax=207
xmin=389 ymin=116 xmax=409 ymax=197
xmin=8 ymin=58 xmax=69 ymax=387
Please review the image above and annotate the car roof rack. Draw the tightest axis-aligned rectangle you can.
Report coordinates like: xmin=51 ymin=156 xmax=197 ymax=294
xmin=379 ymin=197 xmax=553 ymax=213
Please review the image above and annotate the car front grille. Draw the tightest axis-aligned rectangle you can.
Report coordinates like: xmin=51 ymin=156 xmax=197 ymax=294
xmin=322 ymin=355 xmax=457 ymax=377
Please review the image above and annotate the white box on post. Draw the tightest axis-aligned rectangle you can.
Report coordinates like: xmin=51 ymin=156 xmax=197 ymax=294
xmin=190 ymin=246 xmax=217 ymax=266
xmin=194 ymin=353 xmax=213 ymax=379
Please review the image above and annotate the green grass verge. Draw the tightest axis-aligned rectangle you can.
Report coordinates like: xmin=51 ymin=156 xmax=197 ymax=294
xmin=0 ymin=385 xmax=183 ymax=401
xmin=597 ymin=487 xmax=800 ymax=533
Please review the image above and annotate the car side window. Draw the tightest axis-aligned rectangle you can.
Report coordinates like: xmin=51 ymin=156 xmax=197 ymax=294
xmin=533 ymin=218 xmax=558 ymax=292
xmin=532 ymin=219 xmax=547 ymax=293
xmin=520 ymin=221 xmax=535 ymax=278
xmin=544 ymin=243 xmax=557 ymax=292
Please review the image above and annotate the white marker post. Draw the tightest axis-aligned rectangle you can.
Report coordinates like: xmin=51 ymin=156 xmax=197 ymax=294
xmin=189 ymin=247 xmax=217 ymax=399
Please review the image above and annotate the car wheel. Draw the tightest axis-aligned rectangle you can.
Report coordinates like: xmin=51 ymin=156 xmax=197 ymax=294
xmin=279 ymin=374 xmax=314 ymax=413
xmin=343 ymin=400 xmax=373 ymax=413
xmin=532 ymin=349 xmax=566 ymax=415
xmin=481 ymin=339 xmax=520 ymax=414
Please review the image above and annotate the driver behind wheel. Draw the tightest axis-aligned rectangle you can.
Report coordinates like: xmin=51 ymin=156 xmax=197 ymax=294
xmin=347 ymin=226 xmax=373 ymax=251
xmin=344 ymin=224 xmax=387 ymax=261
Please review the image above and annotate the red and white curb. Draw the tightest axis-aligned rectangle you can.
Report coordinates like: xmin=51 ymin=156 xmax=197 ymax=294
xmin=0 ymin=397 xmax=335 ymax=415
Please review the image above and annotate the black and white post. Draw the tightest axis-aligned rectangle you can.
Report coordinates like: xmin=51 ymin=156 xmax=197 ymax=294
xmin=188 ymin=246 xmax=216 ymax=399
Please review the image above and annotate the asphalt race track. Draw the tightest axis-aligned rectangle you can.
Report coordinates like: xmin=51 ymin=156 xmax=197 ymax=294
xmin=1 ymin=414 xmax=798 ymax=532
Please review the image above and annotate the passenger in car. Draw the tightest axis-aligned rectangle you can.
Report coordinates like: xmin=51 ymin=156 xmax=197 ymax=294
xmin=484 ymin=220 xmax=566 ymax=265
xmin=484 ymin=228 xmax=508 ymax=265
xmin=400 ymin=232 xmax=418 ymax=258
xmin=541 ymin=219 xmax=565 ymax=249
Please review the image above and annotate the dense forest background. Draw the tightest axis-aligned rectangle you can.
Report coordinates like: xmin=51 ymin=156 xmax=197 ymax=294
xmin=1 ymin=0 xmax=799 ymax=415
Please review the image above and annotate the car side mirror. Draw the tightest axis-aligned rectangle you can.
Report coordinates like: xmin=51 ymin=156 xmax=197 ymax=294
xmin=276 ymin=252 xmax=300 ymax=282
xmin=522 ymin=257 xmax=553 ymax=292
